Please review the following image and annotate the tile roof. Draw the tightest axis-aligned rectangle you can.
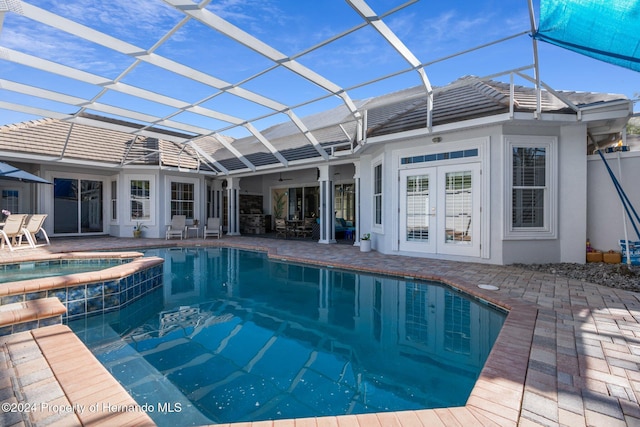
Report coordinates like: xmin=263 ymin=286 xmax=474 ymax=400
xmin=0 ymin=78 xmax=627 ymax=173
xmin=366 ymin=77 xmax=627 ymax=137
xmin=0 ymin=115 xmax=216 ymax=171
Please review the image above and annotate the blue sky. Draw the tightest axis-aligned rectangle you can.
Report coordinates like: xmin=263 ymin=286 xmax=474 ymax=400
xmin=0 ymin=0 xmax=638 ymax=138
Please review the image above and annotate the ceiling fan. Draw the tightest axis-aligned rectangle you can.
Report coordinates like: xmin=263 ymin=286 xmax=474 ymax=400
xmin=277 ymin=173 xmax=293 ymax=182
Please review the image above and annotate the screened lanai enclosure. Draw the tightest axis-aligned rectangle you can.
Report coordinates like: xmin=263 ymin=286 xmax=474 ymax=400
xmin=0 ymin=1 xmax=637 ymax=264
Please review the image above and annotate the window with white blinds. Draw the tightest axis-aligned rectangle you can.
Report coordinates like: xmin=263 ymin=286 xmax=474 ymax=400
xmin=504 ymin=136 xmax=556 ymax=239
xmin=512 ymin=147 xmax=546 ymax=228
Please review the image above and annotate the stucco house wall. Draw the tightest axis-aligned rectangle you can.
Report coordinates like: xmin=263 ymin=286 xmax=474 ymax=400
xmin=35 ymin=165 xmax=208 ymax=239
xmin=363 ymin=120 xmax=593 ymax=265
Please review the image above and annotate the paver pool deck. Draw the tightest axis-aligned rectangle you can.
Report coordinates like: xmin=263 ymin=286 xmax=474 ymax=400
xmin=0 ymin=235 xmax=639 ymax=426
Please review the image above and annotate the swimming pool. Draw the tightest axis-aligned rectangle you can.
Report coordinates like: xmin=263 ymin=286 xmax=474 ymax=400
xmin=69 ymin=247 xmax=506 ymax=426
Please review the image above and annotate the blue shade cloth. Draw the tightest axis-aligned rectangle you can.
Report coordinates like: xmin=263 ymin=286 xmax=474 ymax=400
xmin=534 ymin=0 xmax=640 ymax=72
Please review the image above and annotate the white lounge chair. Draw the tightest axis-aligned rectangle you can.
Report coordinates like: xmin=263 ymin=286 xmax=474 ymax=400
xmin=166 ymin=215 xmax=186 ymax=240
xmin=22 ymin=214 xmax=50 ymax=248
xmin=203 ymin=217 xmax=222 ymax=239
xmin=0 ymin=214 xmax=28 ymax=251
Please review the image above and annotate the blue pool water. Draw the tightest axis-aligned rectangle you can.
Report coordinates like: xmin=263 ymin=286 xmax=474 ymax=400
xmin=69 ymin=247 xmax=506 ymax=426
xmin=0 ymin=259 xmax=130 ymax=284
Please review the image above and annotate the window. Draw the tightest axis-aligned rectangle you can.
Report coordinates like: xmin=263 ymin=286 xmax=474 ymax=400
xmin=111 ymin=181 xmax=117 ymax=221
xmin=401 ymin=148 xmax=478 ymax=165
xmin=512 ymin=147 xmax=545 ymax=228
xmin=171 ymin=182 xmax=194 ymax=219
xmin=373 ymin=163 xmax=382 ymax=226
xmin=505 ymin=136 xmax=556 ymax=238
xmin=130 ymin=180 xmax=150 ymax=220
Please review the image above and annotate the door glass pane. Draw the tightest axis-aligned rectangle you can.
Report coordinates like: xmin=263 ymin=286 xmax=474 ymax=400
xmin=303 ymin=186 xmax=319 ymax=218
xmin=445 ymin=171 xmax=472 ymax=244
xmin=406 ymin=175 xmax=429 ymax=242
xmin=288 ymin=187 xmax=301 ymax=219
xmin=54 ymin=178 xmax=79 ymax=233
xmin=81 ymin=180 xmax=103 ymax=233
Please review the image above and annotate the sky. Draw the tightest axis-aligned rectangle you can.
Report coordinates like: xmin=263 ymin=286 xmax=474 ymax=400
xmin=0 ymin=0 xmax=638 ymax=139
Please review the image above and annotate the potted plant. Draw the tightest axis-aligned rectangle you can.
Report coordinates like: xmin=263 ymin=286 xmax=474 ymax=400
xmin=133 ymin=222 xmax=147 ymax=238
xmin=360 ymin=233 xmax=371 ymax=252
xmin=273 ymin=191 xmax=287 ymax=219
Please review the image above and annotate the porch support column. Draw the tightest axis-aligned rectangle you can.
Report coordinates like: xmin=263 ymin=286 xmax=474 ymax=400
xmin=226 ymin=177 xmax=241 ymax=236
xmin=353 ymin=160 xmax=361 ymax=247
xmin=211 ymin=179 xmax=224 ymax=220
xmin=318 ymin=165 xmax=336 ymax=244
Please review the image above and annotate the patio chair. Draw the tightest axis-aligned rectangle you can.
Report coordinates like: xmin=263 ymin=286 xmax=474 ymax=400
xmin=296 ymin=217 xmax=315 ymax=237
xmin=22 ymin=214 xmax=50 ymax=248
xmin=203 ymin=217 xmax=222 ymax=239
xmin=0 ymin=214 xmax=28 ymax=251
xmin=166 ymin=215 xmax=186 ymax=240
xmin=275 ymin=218 xmax=289 ymax=238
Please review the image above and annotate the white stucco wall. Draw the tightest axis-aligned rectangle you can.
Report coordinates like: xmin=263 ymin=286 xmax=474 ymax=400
xmin=37 ymin=166 xmax=210 ymax=239
xmin=587 ymin=150 xmax=640 ymax=253
xmin=558 ymin=125 xmax=588 ymax=263
xmin=498 ymin=123 xmax=589 ymax=265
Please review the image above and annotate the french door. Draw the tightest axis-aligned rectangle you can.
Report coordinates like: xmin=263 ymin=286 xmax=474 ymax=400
xmin=399 ymin=164 xmax=481 ymax=257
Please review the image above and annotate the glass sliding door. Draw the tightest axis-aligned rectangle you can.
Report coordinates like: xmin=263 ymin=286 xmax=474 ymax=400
xmin=54 ymin=178 xmax=104 ymax=234
xmin=286 ymin=187 xmax=321 ymax=220
xmin=81 ymin=180 xmax=103 ymax=232
xmin=54 ymin=178 xmax=78 ymax=233
xmin=334 ymin=183 xmax=355 ymax=222
xmin=304 ymin=186 xmax=319 ymax=218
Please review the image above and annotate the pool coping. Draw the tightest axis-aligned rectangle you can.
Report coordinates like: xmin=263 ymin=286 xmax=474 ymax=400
xmin=1 ymin=236 xmax=639 ymax=426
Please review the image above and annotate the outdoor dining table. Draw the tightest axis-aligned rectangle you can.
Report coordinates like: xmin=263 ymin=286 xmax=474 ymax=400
xmin=285 ymin=219 xmax=302 ymax=236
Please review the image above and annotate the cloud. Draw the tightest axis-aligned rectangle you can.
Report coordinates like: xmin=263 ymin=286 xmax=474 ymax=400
xmin=1 ymin=22 xmax=127 ymax=75
xmin=50 ymin=0 xmax=179 ymax=43
xmin=206 ymin=0 xmax=291 ymax=35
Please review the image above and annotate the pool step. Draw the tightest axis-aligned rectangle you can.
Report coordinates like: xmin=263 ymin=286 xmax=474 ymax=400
xmin=0 ymin=297 xmax=66 ymax=335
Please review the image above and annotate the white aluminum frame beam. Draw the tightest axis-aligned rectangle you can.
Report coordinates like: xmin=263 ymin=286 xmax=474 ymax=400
xmin=4 ymin=1 xmax=289 ymax=167
xmin=0 ymin=49 xmax=246 ymax=125
xmin=163 ymin=0 xmax=361 ymax=118
xmin=346 ymin=0 xmax=433 ymax=128
xmin=185 ymin=141 xmax=229 ymax=175
xmin=284 ymin=111 xmax=331 ymax=160
xmin=163 ymin=0 xmax=359 ymax=159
